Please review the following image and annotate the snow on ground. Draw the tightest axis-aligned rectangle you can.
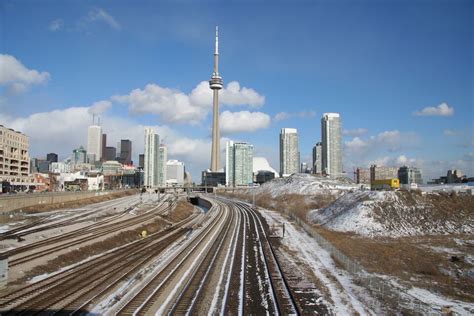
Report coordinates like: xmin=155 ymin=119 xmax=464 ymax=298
xmin=259 ymin=207 xmax=379 ymax=315
xmin=308 ymin=191 xmax=386 ymax=237
xmin=308 ymin=190 xmax=474 ymax=237
xmin=384 ymin=277 xmax=474 ymax=315
xmin=252 ymin=174 xmax=359 ymax=197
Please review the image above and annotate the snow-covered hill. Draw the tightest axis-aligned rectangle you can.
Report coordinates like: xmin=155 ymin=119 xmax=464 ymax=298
xmin=308 ymin=191 xmax=474 ymax=237
xmin=254 ymin=174 xmax=359 ymax=197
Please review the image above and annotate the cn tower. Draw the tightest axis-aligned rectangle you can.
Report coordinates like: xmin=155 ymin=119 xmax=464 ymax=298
xmin=209 ymin=26 xmax=223 ymax=172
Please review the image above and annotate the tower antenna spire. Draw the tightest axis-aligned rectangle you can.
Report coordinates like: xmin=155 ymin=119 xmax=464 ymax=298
xmin=215 ymin=25 xmax=219 ymax=55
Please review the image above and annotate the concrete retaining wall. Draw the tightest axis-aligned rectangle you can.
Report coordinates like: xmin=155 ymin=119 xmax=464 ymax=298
xmin=0 ymin=190 xmax=135 ymax=212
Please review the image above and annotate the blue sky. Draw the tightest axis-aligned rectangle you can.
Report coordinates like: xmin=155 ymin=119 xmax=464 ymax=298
xmin=0 ymin=0 xmax=472 ymax=181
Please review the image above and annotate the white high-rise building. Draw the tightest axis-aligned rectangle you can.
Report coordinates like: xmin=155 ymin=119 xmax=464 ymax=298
xmin=166 ymin=160 xmax=185 ymax=186
xmin=279 ymin=128 xmax=299 ymax=177
xmin=225 ymin=141 xmax=234 ymax=186
xmin=144 ymin=127 xmax=159 ymax=187
xmin=158 ymin=145 xmax=167 ymax=186
xmin=225 ymin=141 xmax=253 ymax=187
xmin=87 ymin=125 xmax=102 ymax=163
xmin=321 ymin=113 xmax=342 ymax=176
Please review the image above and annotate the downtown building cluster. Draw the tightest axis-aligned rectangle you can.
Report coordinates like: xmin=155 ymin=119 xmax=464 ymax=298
xmin=281 ymin=113 xmax=343 ymax=179
xmin=142 ymin=127 xmax=190 ymax=189
xmin=0 ymin=118 xmax=190 ymax=193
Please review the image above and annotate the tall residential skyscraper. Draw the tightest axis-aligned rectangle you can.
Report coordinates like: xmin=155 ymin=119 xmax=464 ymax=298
xmin=279 ymin=128 xmax=300 ymax=177
xmin=209 ymin=26 xmax=224 ymax=172
xmin=321 ymin=113 xmax=342 ymax=176
xmin=87 ymin=125 xmax=102 ymax=163
xmin=158 ymin=144 xmax=167 ymax=186
xmin=225 ymin=141 xmax=253 ymax=187
xmin=144 ymin=127 xmax=159 ymax=187
xmin=119 ymin=139 xmax=132 ymax=165
xmin=312 ymin=142 xmax=322 ymax=174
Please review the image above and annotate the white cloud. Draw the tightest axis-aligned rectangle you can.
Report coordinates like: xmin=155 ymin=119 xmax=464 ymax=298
xmin=113 ymin=84 xmax=207 ymax=124
xmin=87 ymin=8 xmax=121 ymax=30
xmin=366 ymin=155 xmax=417 ymax=168
xmin=220 ymin=111 xmax=271 ymax=134
xmin=221 ymin=81 xmax=265 ymax=107
xmin=343 ymin=128 xmax=368 ymax=137
xmin=49 ymin=19 xmax=64 ymax=31
xmin=0 ymin=106 xmax=223 ymax=181
xmin=344 ymin=130 xmax=420 ymax=171
xmin=414 ymin=102 xmax=454 ymax=117
xmin=371 ymin=130 xmax=403 ymax=151
xmin=88 ymin=100 xmax=112 ymax=116
xmin=0 ymin=54 xmax=50 ymax=94
xmin=114 ymin=81 xmax=265 ymax=125
xmin=273 ymin=110 xmax=316 ymax=122
xmin=345 ymin=137 xmax=369 ymax=155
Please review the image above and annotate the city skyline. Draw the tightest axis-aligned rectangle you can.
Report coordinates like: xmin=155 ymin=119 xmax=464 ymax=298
xmin=0 ymin=1 xmax=472 ymax=181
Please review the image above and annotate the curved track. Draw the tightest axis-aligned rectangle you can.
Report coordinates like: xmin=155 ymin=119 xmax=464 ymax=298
xmin=0 ymin=195 xmax=301 ymax=315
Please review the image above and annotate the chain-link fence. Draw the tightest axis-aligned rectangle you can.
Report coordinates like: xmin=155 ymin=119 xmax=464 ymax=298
xmin=281 ymin=208 xmax=443 ymax=315
xmin=219 ymin=191 xmax=458 ymax=315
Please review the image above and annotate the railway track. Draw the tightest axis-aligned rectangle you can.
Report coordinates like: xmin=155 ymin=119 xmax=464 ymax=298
xmin=115 ymin=200 xmax=228 ymax=315
xmin=237 ymin=201 xmax=299 ymax=315
xmin=113 ymin=197 xmax=299 ymax=315
xmin=0 ymin=210 xmax=202 ymax=314
xmin=7 ymin=197 xmax=177 ymax=267
xmin=0 ymin=194 xmax=142 ymax=241
xmin=0 ymin=195 xmax=301 ymax=315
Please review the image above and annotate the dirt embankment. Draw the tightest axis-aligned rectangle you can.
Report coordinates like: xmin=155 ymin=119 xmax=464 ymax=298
xmin=21 ymin=190 xmax=138 ymax=213
xmin=165 ymin=200 xmax=196 ymax=222
xmin=219 ymin=191 xmax=336 ymax=220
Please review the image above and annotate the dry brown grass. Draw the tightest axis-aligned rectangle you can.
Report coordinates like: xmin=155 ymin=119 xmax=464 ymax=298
xmin=315 ymin=226 xmax=474 ymax=302
xmin=219 ymin=191 xmax=335 ymax=222
xmin=21 ymin=190 xmax=138 ymax=213
xmin=165 ymin=200 xmax=195 ymax=222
